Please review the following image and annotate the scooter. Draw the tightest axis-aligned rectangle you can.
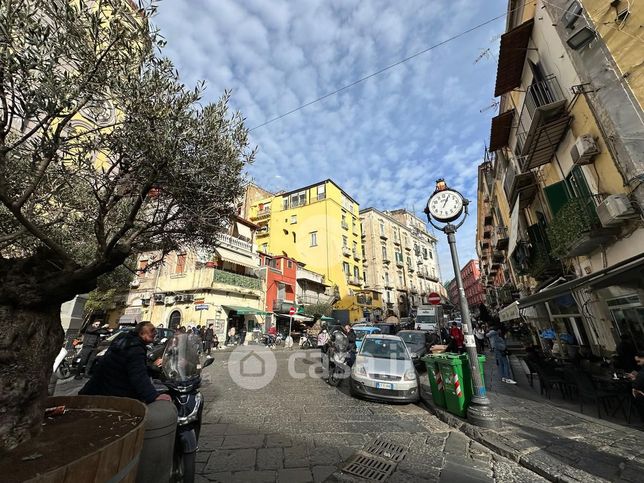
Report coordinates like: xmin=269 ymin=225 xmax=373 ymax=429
xmin=299 ymin=333 xmax=318 ymax=350
xmin=155 ymin=333 xmax=214 ymax=483
xmin=324 ymin=331 xmax=351 ymax=387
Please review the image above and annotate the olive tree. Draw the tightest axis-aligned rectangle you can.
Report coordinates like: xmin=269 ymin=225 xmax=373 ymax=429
xmin=0 ymin=0 xmax=254 ymax=450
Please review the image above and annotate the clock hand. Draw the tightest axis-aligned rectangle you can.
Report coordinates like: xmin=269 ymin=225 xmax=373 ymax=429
xmin=442 ymin=198 xmax=448 ymax=208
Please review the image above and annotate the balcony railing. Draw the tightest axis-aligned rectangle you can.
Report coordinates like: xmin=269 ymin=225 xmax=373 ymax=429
xmin=515 ymin=75 xmax=571 ymax=170
xmin=212 ymin=269 xmax=261 ymax=290
xmin=495 ymin=226 xmax=509 ymax=251
xmin=252 ymin=207 xmax=271 ymax=220
xmin=341 ymin=221 xmax=349 ymax=230
xmin=342 ymin=246 xmax=351 ymax=257
xmin=352 ymin=250 xmax=361 ymax=261
xmin=503 ymin=162 xmax=537 ymax=210
xmin=546 ymin=195 xmax=617 ymax=258
xmin=216 ymin=233 xmax=253 ymax=253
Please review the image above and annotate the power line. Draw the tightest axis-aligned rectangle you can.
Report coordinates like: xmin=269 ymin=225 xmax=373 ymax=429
xmin=249 ymin=2 xmax=533 ymax=132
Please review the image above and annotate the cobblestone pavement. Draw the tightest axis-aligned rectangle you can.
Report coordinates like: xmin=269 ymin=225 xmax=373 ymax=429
xmin=420 ymin=353 xmax=644 ymax=483
xmin=193 ymin=347 xmax=545 ymax=482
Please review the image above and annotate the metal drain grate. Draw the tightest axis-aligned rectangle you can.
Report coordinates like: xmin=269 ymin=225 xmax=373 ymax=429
xmin=364 ymin=439 xmax=408 ymax=462
xmin=342 ymin=453 xmax=396 ymax=481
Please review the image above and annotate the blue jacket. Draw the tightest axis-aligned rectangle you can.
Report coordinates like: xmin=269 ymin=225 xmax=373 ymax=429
xmin=79 ymin=331 xmax=157 ymax=404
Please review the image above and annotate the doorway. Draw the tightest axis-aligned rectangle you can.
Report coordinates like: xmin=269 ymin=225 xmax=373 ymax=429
xmin=169 ymin=310 xmax=182 ymax=330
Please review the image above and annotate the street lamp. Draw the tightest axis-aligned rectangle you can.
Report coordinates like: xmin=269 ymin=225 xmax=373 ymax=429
xmin=424 ymin=179 xmax=499 ymax=428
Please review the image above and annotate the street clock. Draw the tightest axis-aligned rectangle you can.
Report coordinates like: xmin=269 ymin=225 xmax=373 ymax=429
xmin=426 ymin=182 xmax=464 ymax=222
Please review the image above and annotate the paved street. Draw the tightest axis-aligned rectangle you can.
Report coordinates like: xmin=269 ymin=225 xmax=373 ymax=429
xmin=189 ymin=347 xmax=544 ymax=482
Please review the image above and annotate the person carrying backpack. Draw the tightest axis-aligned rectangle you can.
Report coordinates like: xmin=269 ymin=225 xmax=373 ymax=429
xmin=486 ymin=327 xmax=516 ymax=384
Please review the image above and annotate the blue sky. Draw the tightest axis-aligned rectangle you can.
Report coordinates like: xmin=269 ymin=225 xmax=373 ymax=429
xmin=152 ymin=0 xmax=508 ymax=281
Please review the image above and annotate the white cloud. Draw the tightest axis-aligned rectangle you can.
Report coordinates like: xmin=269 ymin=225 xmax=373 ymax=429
xmin=152 ymin=0 xmax=509 ymax=281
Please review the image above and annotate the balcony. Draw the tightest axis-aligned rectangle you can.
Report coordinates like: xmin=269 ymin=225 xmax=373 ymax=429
xmin=512 ymin=224 xmax=561 ymax=281
xmin=516 ymin=75 xmax=571 ymax=171
xmin=380 ymin=232 xmax=388 ymax=240
xmin=353 ymin=250 xmax=361 ymax=261
xmin=395 ymin=256 xmax=404 ymax=268
xmin=342 ymin=246 xmax=351 ymax=257
xmin=504 ymin=162 xmax=537 ymax=210
xmin=273 ymin=299 xmax=296 ymax=313
xmin=383 ymin=257 xmax=391 ymax=265
xmin=347 ymin=275 xmax=362 ymax=286
xmin=483 ymin=225 xmax=492 ymax=239
xmin=393 ymin=238 xmax=401 ymax=246
xmin=495 ymin=226 xmax=509 ymax=251
xmin=216 ymin=233 xmax=253 ymax=253
xmin=484 ymin=214 xmax=493 ymax=226
xmin=426 ymin=273 xmax=439 ymax=283
xmin=213 ymin=269 xmax=261 ymax=291
xmin=341 ymin=221 xmax=349 ymax=230
xmin=251 ymin=207 xmax=271 ymax=221
xmin=546 ymin=195 xmax=618 ymax=258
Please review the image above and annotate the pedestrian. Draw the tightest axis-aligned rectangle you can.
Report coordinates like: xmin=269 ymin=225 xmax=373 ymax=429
xmin=227 ymin=326 xmax=236 ymax=345
xmin=615 ymin=334 xmax=637 ymax=372
xmin=79 ymin=322 xmax=171 ymax=404
xmin=239 ymin=327 xmax=247 ymax=345
xmin=318 ymin=329 xmax=329 ymax=350
xmin=204 ymin=324 xmax=214 ymax=355
xmin=344 ymin=323 xmax=357 ymax=367
xmin=449 ymin=322 xmax=464 ymax=354
xmin=474 ymin=324 xmax=486 ymax=353
xmin=212 ymin=333 xmax=219 ymax=350
xmin=487 ymin=326 xmax=516 ymax=384
xmin=626 ymin=351 xmax=644 ymax=422
xmin=75 ymin=321 xmax=109 ymax=379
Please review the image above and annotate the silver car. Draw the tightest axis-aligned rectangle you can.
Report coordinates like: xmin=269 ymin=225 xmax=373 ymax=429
xmin=349 ymin=334 xmax=419 ymax=403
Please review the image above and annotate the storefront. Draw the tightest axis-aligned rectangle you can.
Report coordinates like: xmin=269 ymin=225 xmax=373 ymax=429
xmin=222 ymin=305 xmax=272 ymax=343
xmin=517 ymin=253 xmax=644 ymax=357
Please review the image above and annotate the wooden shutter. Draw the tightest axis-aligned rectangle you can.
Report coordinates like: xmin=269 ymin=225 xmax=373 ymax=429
xmin=544 ymin=181 xmax=570 ymax=217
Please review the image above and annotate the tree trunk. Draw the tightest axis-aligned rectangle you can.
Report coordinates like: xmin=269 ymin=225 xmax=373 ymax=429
xmin=0 ymin=303 xmax=63 ymax=452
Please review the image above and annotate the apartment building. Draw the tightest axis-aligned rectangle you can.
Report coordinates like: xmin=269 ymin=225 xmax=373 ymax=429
xmin=123 ymin=217 xmax=266 ymax=341
xmin=477 ymin=0 xmax=644 ymax=355
xmin=360 ymin=208 xmax=443 ymax=317
xmin=248 ymin=179 xmax=363 ymax=300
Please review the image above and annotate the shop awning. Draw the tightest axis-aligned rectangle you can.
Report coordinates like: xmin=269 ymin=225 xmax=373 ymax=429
xmin=222 ymin=305 xmax=271 ymax=315
xmin=499 ymin=301 xmax=520 ymax=322
xmin=277 ymin=313 xmax=313 ymax=322
xmin=489 ymin=109 xmax=515 ymax=151
xmin=494 ymin=19 xmax=534 ymax=97
xmin=118 ymin=314 xmax=140 ymax=326
xmin=518 ymin=253 xmax=644 ymax=308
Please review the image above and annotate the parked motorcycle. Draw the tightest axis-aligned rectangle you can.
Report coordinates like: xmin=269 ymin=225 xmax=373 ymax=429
xmin=299 ymin=333 xmax=318 ymax=350
xmin=155 ymin=333 xmax=213 ymax=483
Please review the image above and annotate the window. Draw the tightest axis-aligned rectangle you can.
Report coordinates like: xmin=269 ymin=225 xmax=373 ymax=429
xmin=428 ymin=250 xmax=433 ymax=259
xmin=398 ymin=271 xmax=403 ymax=285
xmin=352 ymin=219 xmax=357 ymax=232
xmin=287 ymin=260 xmax=292 ymax=268
xmin=384 ymin=272 xmax=389 ymax=285
xmin=352 ymin=241 xmax=357 ymax=253
xmin=379 ymin=222 xmax=385 ymax=236
xmin=353 ymin=266 xmax=359 ymax=279
xmin=138 ymin=259 xmax=148 ymax=273
xmin=261 ymin=243 xmax=268 ymax=252
xmin=290 ymin=215 xmax=297 ymax=224
xmin=381 ymin=245 xmax=388 ymax=260
xmin=343 ymin=235 xmax=348 ymax=247
xmin=175 ymin=253 xmax=186 ymax=274
xmin=316 ymin=184 xmax=326 ymax=200
xmin=343 ymin=262 xmax=350 ymax=275
xmin=310 ymin=231 xmax=318 ymax=247
xmin=285 ymin=190 xmax=306 ymax=209
xmin=292 ymin=232 xmax=297 ymax=243
xmin=423 ymin=248 xmax=428 ymax=259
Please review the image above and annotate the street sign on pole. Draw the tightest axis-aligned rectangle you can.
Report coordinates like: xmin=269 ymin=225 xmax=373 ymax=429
xmin=289 ymin=306 xmax=296 ymax=316
xmin=428 ymin=292 xmax=441 ymax=305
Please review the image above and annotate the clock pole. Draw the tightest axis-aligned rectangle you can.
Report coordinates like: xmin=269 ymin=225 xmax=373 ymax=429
xmin=425 ymin=179 xmax=499 ymax=428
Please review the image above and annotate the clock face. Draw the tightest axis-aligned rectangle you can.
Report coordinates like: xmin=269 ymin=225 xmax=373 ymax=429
xmin=427 ymin=190 xmax=464 ymax=221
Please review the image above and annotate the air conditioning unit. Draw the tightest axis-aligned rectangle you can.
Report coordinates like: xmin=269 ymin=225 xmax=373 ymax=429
xmin=571 ymin=135 xmax=600 ymax=165
xmin=153 ymin=293 xmax=165 ymax=304
xmin=175 ymin=294 xmax=194 ymax=303
xmin=596 ymin=194 xmax=637 ymax=227
xmin=130 ymin=279 xmax=140 ymax=288
xmin=140 ymin=296 xmax=151 ymax=306
xmin=164 ymin=296 xmax=176 ymax=305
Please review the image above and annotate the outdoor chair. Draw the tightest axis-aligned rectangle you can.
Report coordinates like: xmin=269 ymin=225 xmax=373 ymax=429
xmin=576 ymin=371 xmax=619 ymax=419
xmin=535 ymin=364 xmax=567 ymax=400
xmin=521 ymin=358 xmax=538 ymax=388
xmin=561 ymin=367 xmax=580 ymax=400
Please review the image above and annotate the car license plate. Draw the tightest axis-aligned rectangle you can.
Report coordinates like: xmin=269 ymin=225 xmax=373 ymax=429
xmin=376 ymin=382 xmax=393 ymax=390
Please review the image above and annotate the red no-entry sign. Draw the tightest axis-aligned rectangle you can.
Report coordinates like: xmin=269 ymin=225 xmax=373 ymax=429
xmin=289 ymin=306 xmax=296 ymax=315
xmin=428 ymin=292 xmax=441 ymax=305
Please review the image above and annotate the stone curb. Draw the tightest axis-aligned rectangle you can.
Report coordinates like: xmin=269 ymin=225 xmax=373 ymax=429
xmin=417 ymin=389 xmax=603 ymax=483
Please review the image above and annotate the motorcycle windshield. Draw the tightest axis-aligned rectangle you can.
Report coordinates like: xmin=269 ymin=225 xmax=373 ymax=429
xmin=162 ymin=333 xmax=202 ymax=382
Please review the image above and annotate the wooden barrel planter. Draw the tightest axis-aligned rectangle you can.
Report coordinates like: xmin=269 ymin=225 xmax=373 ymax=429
xmin=26 ymin=396 xmax=147 ymax=483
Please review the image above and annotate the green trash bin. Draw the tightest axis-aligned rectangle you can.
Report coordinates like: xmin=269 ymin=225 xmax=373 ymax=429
xmin=437 ymin=353 xmax=487 ymax=418
xmin=421 ymin=354 xmax=447 ymax=408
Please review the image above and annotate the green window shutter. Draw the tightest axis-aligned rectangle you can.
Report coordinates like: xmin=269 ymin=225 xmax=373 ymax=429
xmin=544 ymin=181 xmax=571 ymax=217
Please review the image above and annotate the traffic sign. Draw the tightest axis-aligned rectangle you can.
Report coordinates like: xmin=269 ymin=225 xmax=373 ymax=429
xmin=194 ymin=304 xmax=209 ymax=311
xmin=428 ymin=292 xmax=441 ymax=305
xmin=289 ymin=306 xmax=296 ymax=316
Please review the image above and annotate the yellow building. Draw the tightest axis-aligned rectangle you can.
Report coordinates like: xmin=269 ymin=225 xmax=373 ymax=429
xmin=479 ymin=0 xmax=644 ymax=355
xmin=249 ymin=180 xmax=363 ymax=299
